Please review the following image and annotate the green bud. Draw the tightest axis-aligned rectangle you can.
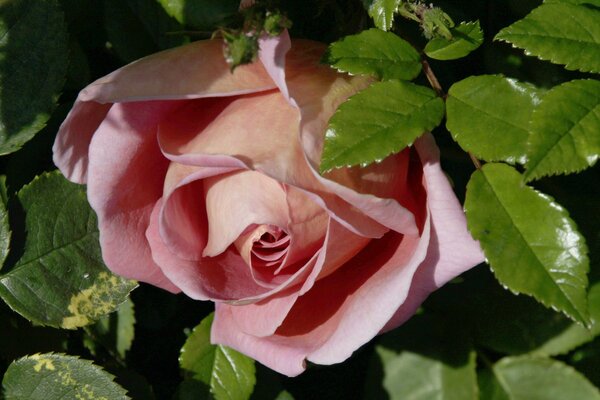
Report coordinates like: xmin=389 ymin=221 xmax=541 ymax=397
xmin=223 ymin=32 xmax=259 ymax=71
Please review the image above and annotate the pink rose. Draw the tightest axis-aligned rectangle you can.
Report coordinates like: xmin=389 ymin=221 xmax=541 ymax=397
xmin=53 ymin=32 xmax=483 ymax=376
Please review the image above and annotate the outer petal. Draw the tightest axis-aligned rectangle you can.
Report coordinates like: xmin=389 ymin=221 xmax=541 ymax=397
xmin=86 ymin=101 xmax=181 ymax=292
xmin=382 ymin=134 xmax=485 ymax=331
xmin=54 ymin=39 xmax=276 ymax=184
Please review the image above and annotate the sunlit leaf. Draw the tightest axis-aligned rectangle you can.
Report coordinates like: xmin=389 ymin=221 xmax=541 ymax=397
xmin=465 ymin=163 xmax=590 ymax=325
xmin=321 ymin=81 xmax=444 ymax=172
xmin=446 ymin=75 xmax=542 ymax=164
xmin=495 ymin=3 xmax=600 ymax=73
xmin=525 ymin=79 xmax=600 ymax=181
xmin=324 ymin=29 xmax=421 ymax=81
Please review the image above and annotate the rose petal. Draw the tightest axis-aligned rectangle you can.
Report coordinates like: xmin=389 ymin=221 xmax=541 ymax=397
xmin=212 ymin=220 xmax=430 ymax=376
xmin=53 ymin=101 xmax=111 ymax=183
xmin=80 ymin=40 xmax=276 ymax=103
xmin=220 ymin=218 xmax=369 ymax=338
xmin=382 ymin=133 xmax=485 ymax=331
xmin=86 ymin=101 xmax=182 ymax=292
xmin=203 ymin=170 xmax=290 ymax=257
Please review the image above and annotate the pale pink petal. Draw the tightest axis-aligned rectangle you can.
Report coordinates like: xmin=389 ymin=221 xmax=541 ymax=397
xmin=203 ymin=170 xmax=290 ymax=257
xmin=258 ymin=32 xmax=296 ymax=106
xmin=80 ymin=40 xmax=276 ymax=104
xmin=86 ymin=101 xmax=183 ymax=292
xmin=213 ymin=218 xmax=430 ymax=375
xmin=146 ymin=199 xmax=265 ymax=300
xmin=225 ymin=219 xmax=368 ymax=338
xmin=53 ymin=100 xmax=111 ymax=183
xmin=382 ymin=134 xmax=485 ymax=331
xmin=213 ymin=304 xmax=308 ymax=377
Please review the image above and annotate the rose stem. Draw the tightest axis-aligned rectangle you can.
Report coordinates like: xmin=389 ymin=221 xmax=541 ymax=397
xmin=421 ymin=58 xmax=482 ymax=170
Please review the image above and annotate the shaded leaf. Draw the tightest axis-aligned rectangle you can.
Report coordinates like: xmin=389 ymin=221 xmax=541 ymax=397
xmin=425 ymin=21 xmax=483 ymax=60
xmin=84 ymin=298 xmax=136 ymax=360
xmin=0 ymin=171 xmax=136 ymax=328
xmin=480 ymin=356 xmax=600 ymax=400
xmin=180 ymin=313 xmax=256 ymax=400
xmin=324 ymin=28 xmax=421 ymax=81
xmin=157 ymin=0 xmax=238 ymax=30
xmin=0 ymin=0 xmax=69 ymax=154
xmin=321 ymin=80 xmax=444 ymax=172
xmin=495 ymin=3 xmax=600 ymax=73
xmin=2 ymin=353 xmax=129 ymax=399
xmin=465 ymin=163 xmax=590 ymax=325
xmin=525 ymin=79 xmax=600 ymax=181
xmin=366 ymin=315 xmax=478 ymax=400
xmin=446 ymin=75 xmax=542 ymax=164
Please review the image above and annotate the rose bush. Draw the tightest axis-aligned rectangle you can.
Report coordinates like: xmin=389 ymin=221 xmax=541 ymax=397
xmin=53 ymin=32 xmax=483 ymax=376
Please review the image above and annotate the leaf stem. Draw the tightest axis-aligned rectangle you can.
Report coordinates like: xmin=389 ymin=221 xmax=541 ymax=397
xmin=421 ymin=58 xmax=444 ymax=97
xmin=421 ymin=58 xmax=482 ymax=170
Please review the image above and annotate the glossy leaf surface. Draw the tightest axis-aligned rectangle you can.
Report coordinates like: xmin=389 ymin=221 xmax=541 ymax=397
xmin=364 ymin=0 xmax=402 ymax=31
xmin=321 ymin=80 xmax=444 ymax=172
xmin=465 ymin=163 xmax=590 ymax=325
xmin=324 ymin=29 xmax=421 ymax=81
xmin=495 ymin=3 xmax=600 ymax=73
xmin=525 ymin=79 xmax=600 ymax=181
xmin=446 ymin=75 xmax=541 ymax=164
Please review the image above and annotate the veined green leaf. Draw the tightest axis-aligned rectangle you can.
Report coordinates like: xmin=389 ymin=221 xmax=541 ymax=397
xmin=495 ymin=3 xmax=600 ymax=73
xmin=0 ymin=171 xmax=136 ymax=329
xmin=425 ymin=21 xmax=483 ymax=60
xmin=0 ymin=0 xmax=69 ymax=155
xmin=465 ymin=163 xmax=590 ymax=325
xmin=525 ymin=79 xmax=600 ymax=181
xmin=480 ymin=356 xmax=600 ymax=400
xmin=364 ymin=0 xmax=402 ymax=31
xmin=320 ymin=80 xmax=444 ymax=172
xmin=180 ymin=313 xmax=256 ymax=400
xmin=2 ymin=353 xmax=129 ymax=400
xmin=447 ymin=75 xmax=542 ymax=164
xmin=324 ymin=29 xmax=421 ymax=81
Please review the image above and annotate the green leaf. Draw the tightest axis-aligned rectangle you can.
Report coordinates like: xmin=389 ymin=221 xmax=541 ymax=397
xmin=0 ymin=171 xmax=136 ymax=329
xmin=446 ymin=75 xmax=542 ymax=164
xmin=2 ymin=353 xmax=129 ymax=399
xmin=524 ymin=79 xmax=600 ymax=181
xmin=465 ymin=163 xmax=590 ymax=325
xmin=104 ymin=0 xmax=187 ymax=63
xmin=320 ymin=81 xmax=444 ymax=172
xmin=0 ymin=176 xmax=10 ymax=269
xmin=180 ymin=313 xmax=256 ymax=400
xmin=495 ymin=3 xmax=600 ymax=73
xmin=424 ymin=21 xmax=484 ymax=60
xmin=364 ymin=0 xmax=401 ymax=31
xmin=546 ymin=0 xmax=600 ymax=6
xmin=480 ymin=356 xmax=600 ymax=400
xmin=0 ymin=0 xmax=69 ymax=155
xmin=157 ymin=0 xmax=238 ymax=30
xmin=324 ymin=29 xmax=421 ymax=81
xmin=84 ymin=298 xmax=136 ymax=360
xmin=367 ymin=315 xmax=478 ymax=400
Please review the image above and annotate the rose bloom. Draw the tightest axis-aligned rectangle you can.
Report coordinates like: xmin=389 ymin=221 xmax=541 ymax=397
xmin=53 ymin=32 xmax=483 ymax=376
